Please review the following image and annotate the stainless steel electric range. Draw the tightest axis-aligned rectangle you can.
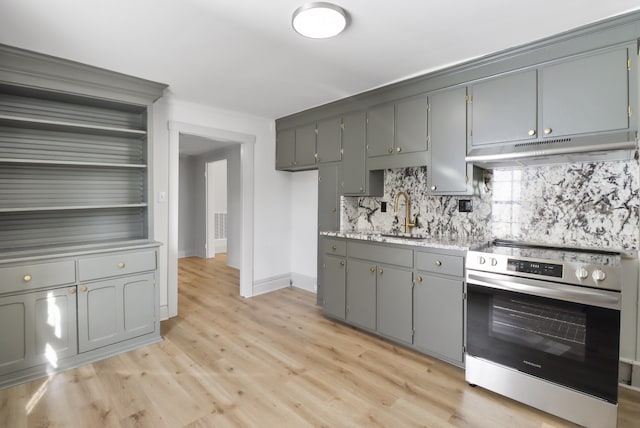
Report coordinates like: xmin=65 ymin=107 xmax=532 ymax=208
xmin=465 ymin=240 xmax=624 ymax=428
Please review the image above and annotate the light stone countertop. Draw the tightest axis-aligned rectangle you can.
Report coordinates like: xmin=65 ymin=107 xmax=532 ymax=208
xmin=320 ymin=230 xmax=489 ymax=252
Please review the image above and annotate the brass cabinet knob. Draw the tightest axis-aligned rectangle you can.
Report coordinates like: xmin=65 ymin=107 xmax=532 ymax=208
xmin=340 ymin=261 xmax=345 ymax=266
xmin=415 ymin=276 xmax=423 ymax=283
xmin=81 ymin=286 xmax=88 ymax=292
xmin=332 ymin=245 xmax=337 ymax=251
xmin=370 ymin=267 xmax=376 ymax=273
xmin=435 ymin=260 xmax=442 ymax=267
xmin=544 ymin=128 xmax=552 ymax=135
xmin=396 ymin=147 xmax=402 ymax=153
xmin=387 ymin=148 xmax=393 ymax=154
xmin=332 ymin=208 xmax=337 ymax=213
xmin=359 ymin=187 xmax=364 ymax=192
xmin=118 ymin=262 xmax=125 ymax=269
xmin=528 ymin=129 xmax=536 ymax=136
xmin=69 ymin=288 xmax=76 ymax=294
xmin=23 ymin=274 xmax=32 ymax=282
xmin=431 ymin=185 xmax=437 ymax=191
xmin=378 ymin=268 xmax=383 ymax=274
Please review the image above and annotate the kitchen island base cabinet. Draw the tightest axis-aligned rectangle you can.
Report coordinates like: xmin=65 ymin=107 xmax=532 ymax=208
xmin=78 ymin=273 xmax=156 ymax=353
xmin=413 ymin=275 xmax=464 ymax=365
xmin=0 ymin=287 xmax=77 ymax=376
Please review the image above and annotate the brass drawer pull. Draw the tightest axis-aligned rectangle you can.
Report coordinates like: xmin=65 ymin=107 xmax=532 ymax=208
xmin=81 ymin=286 xmax=88 ymax=292
xmin=118 ymin=262 xmax=125 ymax=269
xmin=528 ymin=129 xmax=536 ymax=136
xmin=435 ymin=260 xmax=442 ymax=267
xmin=69 ymin=288 xmax=76 ymax=294
xmin=378 ymin=268 xmax=383 ymax=274
xmin=415 ymin=276 xmax=423 ymax=283
xmin=370 ymin=267 xmax=375 ymax=273
xmin=544 ymin=127 xmax=552 ymax=135
xmin=396 ymin=147 xmax=402 ymax=153
xmin=387 ymin=148 xmax=393 ymax=154
xmin=23 ymin=274 xmax=32 ymax=282
xmin=332 ymin=245 xmax=337 ymax=251
xmin=340 ymin=261 xmax=345 ymax=266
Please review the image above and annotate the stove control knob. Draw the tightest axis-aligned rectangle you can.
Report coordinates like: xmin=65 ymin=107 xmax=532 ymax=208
xmin=575 ymin=267 xmax=589 ymax=280
xmin=490 ymin=258 xmax=498 ymax=266
xmin=478 ymin=256 xmax=486 ymax=265
xmin=592 ymin=269 xmax=606 ymax=282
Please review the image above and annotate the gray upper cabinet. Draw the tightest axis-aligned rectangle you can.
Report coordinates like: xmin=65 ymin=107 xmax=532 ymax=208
xmin=470 ymin=69 xmax=538 ymax=145
xmin=342 ymin=111 xmax=383 ymax=196
xmin=540 ymin=47 xmax=630 ymax=138
xmin=316 ymin=117 xmax=342 ymax=163
xmin=275 ymin=128 xmax=296 ymax=169
xmin=366 ymin=103 xmax=395 ymax=157
xmin=395 ymin=94 xmax=429 ymax=154
xmin=429 ymin=86 xmax=471 ymax=194
xmin=275 ymin=124 xmax=317 ymax=171
xmin=318 ymin=163 xmax=340 ymax=232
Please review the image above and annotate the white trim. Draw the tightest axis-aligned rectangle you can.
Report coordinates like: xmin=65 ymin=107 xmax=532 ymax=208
xmin=253 ymin=274 xmax=291 ymax=296
xmin=159 ymin=305 xmax=169 ymax=321
xmin=167 ymin=120 xmax=255 ymax=318
xmin=291 ymin=273 xmax=317 ymax=293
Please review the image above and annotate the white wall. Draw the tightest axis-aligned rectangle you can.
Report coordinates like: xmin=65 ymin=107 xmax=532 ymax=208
xmin=207 ymin=159 xmax=227 ymax=256
xmin=290 ymin=170 xmax=319 ymax=293
xmin=152 ymin=95 xmax=293 ymax=315
xmin=178 ymin=155 xmax=201 ymax=258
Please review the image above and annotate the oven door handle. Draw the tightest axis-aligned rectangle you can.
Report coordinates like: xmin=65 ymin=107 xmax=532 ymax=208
xmin=466 ymin=271 xmax=621 ymax=310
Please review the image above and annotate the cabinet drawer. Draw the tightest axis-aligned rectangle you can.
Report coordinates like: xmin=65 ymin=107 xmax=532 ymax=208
xmin=323 ymin=238 xmax=346 ymax=256
xmin=348 ymin=241 xmax=413 ymax=268
xmin=0 ymin=260 xmax=75 ymax=294
xmin=415 ymin=252 xmax=463 ymax=277
xmin=78 ymin=250 xmax=156 ymax=282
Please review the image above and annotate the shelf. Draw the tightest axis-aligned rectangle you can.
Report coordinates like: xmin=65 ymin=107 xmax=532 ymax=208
xmin=0 ymin=203 xmax=148 ymax=213
xmin=0 ymin=115 xmax=147 ymax=138
xmin=0 ymin=158 xmax=147 ymax=168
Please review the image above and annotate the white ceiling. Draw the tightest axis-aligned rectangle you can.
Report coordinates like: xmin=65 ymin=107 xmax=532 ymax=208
xmin=2 ymin=0 xmax=640 ymax=119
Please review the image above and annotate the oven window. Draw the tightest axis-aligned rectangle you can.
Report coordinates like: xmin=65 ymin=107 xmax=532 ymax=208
xmin=490 ymin=296 xmax=586 ymax=361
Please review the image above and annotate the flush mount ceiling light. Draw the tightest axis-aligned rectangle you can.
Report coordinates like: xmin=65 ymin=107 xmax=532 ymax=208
xmin=292 ymin=2 xmax=348 ymax=39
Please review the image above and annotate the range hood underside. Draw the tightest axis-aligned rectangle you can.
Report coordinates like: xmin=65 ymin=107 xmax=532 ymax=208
xmin=465 ymin=132 xmax=638 ymax=168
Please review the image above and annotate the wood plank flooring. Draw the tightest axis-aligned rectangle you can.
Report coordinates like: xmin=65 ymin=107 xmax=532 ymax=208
xmin=1 ymin=255 xmax=639 ymax=427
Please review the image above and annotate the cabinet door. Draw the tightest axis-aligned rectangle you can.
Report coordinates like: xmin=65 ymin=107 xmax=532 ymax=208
xmin=346 ymin=259 xmax=377 ymax=330
xmin=413 ymin=274 xmax=463 ymax=364
xmin=295 ymin=124 xmax=317 ymax=167
xmin=323 ymin=255 xmax=346 ymax=320
xmin=342 ymin=111 xmax=367 ymax=195
xmin=429 ymin=87 xmax=469 ymax=194
xmin=395 ymin=94 xmax=428 ymax=154
xmin=377 ymin=266 xmax=413 ymax=343
xmin=366 ymin=103 xmax=394 ymax=157
xmin=541 ymin=48 xmax=630 ymax=138
xmin=317 ymin=117 xmax=342 ymax=163
xmin=471 ymin=69 xmax=538 ymax=145
xmin=78 ymin=273 xmax=155 ymax=352
xmin=276 ymin=129 xmax=295 ymax=170
xmin=0 ymin=287 xmax=77 ymax=376
xmin=318 ymin=163 xmax=340 ymax=232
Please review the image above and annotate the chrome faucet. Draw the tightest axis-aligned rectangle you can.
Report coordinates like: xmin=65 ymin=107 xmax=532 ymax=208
xmin=394 ymin=191 xmax=416 ymax=234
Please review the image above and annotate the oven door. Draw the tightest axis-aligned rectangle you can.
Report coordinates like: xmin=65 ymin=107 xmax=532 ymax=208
xmin=466 ymin=270 xmax=621 ymax=403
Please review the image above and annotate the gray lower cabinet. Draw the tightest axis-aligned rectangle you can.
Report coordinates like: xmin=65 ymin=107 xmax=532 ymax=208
xmin=413 ymin=274 xmax=464 ymax=365
xmin=428 ymin=86 xmax=472 ymax=194
xmin=322 ymin=255 xmax=346 ymax=320
xmin=377 ymin=267 xmax=413 ymax=344
xmin=346 ymin=259 xmax=377 ymax=331
xmin=0 ymin=286 xmax=77 ymax=376
xmin=78 ymin=273 xmax=156 ymax=353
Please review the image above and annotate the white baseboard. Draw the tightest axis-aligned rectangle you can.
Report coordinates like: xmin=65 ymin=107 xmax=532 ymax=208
xmin=178 ymin=249 xmax=201 ymax=258
xmin=253 ymin=274 xmax=290 ymax=296
xmin=291 ymin=273 xmax=317 ymax=293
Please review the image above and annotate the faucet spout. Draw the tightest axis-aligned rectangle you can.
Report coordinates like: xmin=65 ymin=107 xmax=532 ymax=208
xmin=394 ymin=191 xmax=417 ymax=234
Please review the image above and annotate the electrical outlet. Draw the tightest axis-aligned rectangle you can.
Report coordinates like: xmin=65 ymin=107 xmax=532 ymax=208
xmin=381 ymin=201 xmax=387 ymax=212
xmin=458 ymin=199 xmax=472 ymax=212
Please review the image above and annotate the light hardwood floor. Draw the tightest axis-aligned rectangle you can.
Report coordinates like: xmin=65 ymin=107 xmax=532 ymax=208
xmin=1 ymin=255 xmax=639 ymax=427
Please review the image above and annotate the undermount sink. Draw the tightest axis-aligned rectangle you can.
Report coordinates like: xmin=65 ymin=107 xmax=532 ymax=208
xmin=380 ymin=233 xmax=430 ymax=240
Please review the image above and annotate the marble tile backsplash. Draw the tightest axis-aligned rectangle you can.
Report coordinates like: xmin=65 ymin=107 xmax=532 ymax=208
xmin=341 ymin=167 xmax=493 ymax=240
xmin=341 ymin=159 xmax=640 ymax=250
